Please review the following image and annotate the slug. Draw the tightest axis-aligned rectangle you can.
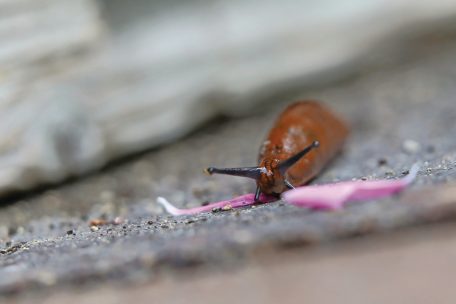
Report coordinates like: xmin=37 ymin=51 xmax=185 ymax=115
xmin=205 ymin=101 xmax=349 ymax=201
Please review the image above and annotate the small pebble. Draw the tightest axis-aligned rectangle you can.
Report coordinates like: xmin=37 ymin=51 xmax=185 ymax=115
xmin=384 ymin=171 xmax=394 ymax=176
xmin=377 ymin=158 xmax=388 ymax=166
xmin=221 ymin=204 xmax=232 ymax=211
xmin=212 ymin=207 xmax=222 ymax=213
xmin=113 ymin=217 xmax=124 ymax=225
xmin=402 ymin=139 xmax=421 ymax=154
xmin=89 ymin=219 xmax=108 ymax=227
xmin=66 ymin=229 xmax=74 ymax=236
xmin=90 ymin=226 xmax=99 ymax=232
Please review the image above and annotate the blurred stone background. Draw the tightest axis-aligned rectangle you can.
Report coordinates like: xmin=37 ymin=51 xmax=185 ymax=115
xmin=1 ymin=0 xmax=456 ymax=194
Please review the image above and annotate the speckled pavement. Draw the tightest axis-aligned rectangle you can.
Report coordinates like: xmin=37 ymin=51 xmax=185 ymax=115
xmin=1 ymin=37 xmax=456 ymax=302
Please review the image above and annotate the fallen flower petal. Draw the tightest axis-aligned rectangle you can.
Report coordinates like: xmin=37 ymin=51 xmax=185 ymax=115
xmin=159 ymin=165 xmax=419 ymax=215
xmin=281 ymin=164 xmax=420 ymax=210
xmin=157 ymin=194 xmax=276 ymax=216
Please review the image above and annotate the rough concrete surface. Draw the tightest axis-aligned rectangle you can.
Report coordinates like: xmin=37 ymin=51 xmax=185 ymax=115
xmin=1 ymin=37 xmax=456 ymax=302
xmin=17 ymin=223 xmax=456 ymax=304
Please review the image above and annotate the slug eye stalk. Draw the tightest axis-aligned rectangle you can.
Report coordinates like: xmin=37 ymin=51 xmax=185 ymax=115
xmin=278 ymin=141 xmax=319 ymax=175
xmin=204 ymin=166 xmax=265 ymax=180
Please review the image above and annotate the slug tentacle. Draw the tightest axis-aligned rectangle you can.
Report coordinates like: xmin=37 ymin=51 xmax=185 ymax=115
xmin=284 ymin=179 xmax=295 ymax=189
xmin=254 ymin=186 xmax=261 ymax=201
xmin=278 ymin=140 xmax=320 ymax=175
xmin=204 ymin=166 xmax=264 ymax=180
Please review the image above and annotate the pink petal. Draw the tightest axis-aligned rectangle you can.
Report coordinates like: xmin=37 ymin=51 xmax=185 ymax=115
xmin=157 ymin=193 xmax=276 ymax=216
xmin=281 ymin=164 xmax=420 ymax=210
xmin=159 ymin=165 xmax=419 ymax=215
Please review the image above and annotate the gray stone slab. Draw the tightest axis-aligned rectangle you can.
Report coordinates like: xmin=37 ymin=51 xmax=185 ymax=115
xmin=1 ymin=37 xmax=456 ymax=298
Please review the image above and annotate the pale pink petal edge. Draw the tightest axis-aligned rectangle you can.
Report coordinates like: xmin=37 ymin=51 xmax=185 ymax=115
xmin=281 ymin=164 xmax=420 ymax=210
xmin=158 ymin=164 xmax=420 ymax=215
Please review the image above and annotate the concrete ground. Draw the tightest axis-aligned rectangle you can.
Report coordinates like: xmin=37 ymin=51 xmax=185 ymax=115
xmin=18 ymin=223 xmax=456 ymax=304
xmin=1 ymin=36 xmax=456 ymax=303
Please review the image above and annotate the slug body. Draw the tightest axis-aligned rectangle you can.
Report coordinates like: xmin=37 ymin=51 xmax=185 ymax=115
xmin=206 ymin=101 xmax=349 ymax=201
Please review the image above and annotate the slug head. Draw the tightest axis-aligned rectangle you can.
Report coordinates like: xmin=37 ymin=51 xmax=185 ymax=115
xmin=205 ymin=141 xmax=319 ymax=200
xmin=256 ymin=158 xmax=286 ymax=195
